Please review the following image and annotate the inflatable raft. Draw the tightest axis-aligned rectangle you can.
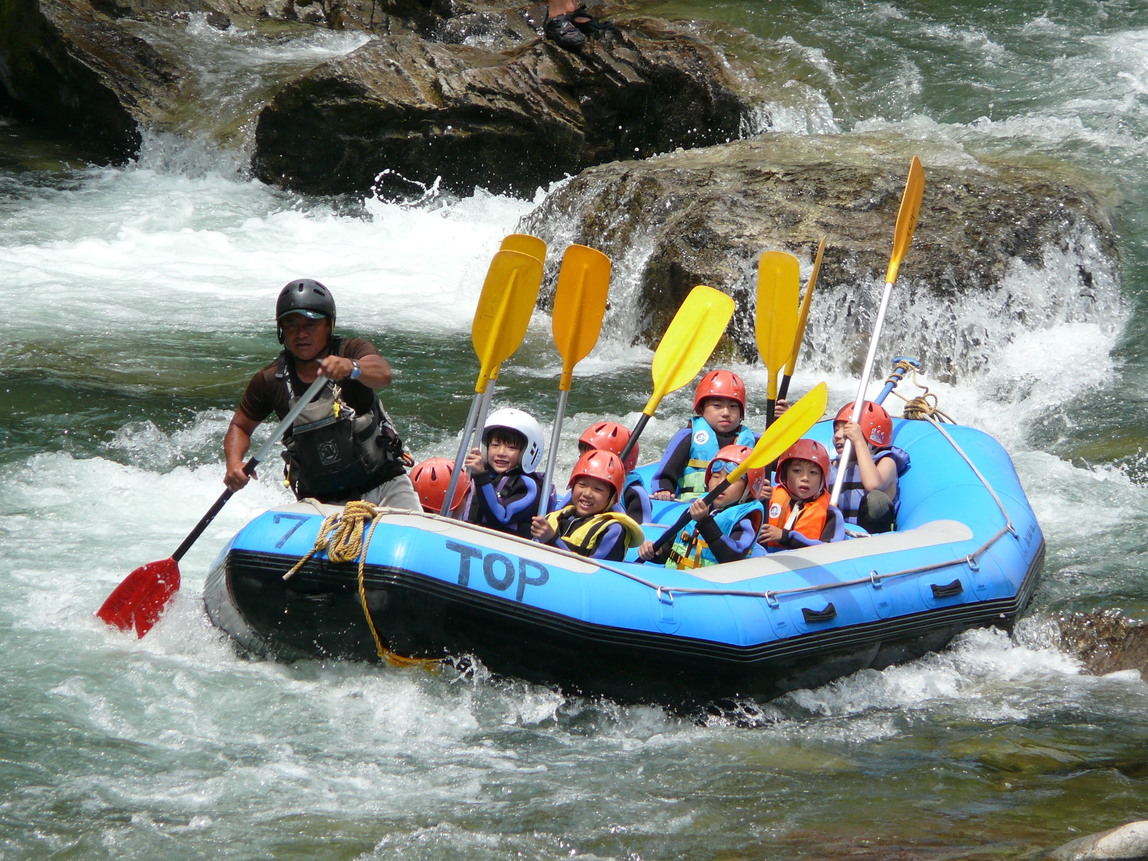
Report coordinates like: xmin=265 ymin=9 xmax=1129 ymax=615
xmin=203 ymin=415 xmax=1044 ymax=708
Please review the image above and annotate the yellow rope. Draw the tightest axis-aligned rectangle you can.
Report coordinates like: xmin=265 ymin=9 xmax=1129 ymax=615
xmin=282 ymin=501 xmax=438 ymax=670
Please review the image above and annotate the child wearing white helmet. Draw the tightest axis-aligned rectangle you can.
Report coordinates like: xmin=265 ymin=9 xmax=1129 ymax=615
xmin=463 ymin=408 xmax=548 ymax=537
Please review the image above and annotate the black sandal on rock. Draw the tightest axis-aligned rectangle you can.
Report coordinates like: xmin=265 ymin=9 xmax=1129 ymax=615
xmin=570 ymin=5 xmax=615 ymax=35
xmin=544 ymin=13 xmax=586 ymax=50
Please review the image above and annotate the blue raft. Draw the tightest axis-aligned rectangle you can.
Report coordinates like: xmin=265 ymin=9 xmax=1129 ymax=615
xmin=203 ymin=416 xmax=1045 ymax=708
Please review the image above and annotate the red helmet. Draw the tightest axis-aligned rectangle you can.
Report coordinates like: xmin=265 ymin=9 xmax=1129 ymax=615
xmin=776 ymin=439 xmax=831 ymax=496
xmin=694 ymin=370 xmax=747 ymax=414
xmin=410 ymin=457 xmax=471 ymax=514
xmin=568 ymin=450 xmax=627 ymax=500
xmin=834 ymin=400 xmax=893 ymax=448
xmin=578 ymin=421 xmax=638 ymax=472
xmin=705 ymin=443 xmax=765 ymax=501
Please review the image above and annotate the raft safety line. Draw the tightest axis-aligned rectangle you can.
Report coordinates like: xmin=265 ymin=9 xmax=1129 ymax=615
xmin=589 ymin=415 xmax=1021 ymax=607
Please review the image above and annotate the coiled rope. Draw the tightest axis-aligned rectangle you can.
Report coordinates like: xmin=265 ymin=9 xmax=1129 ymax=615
xmin=282 ymin=501 xmax=435 ymax=669
xmin=885 ymin=365 xmax=957 ymax=424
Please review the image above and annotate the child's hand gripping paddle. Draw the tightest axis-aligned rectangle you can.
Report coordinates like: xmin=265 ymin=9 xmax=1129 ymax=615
xmin=442 ymin=247 xmax=545 ymax=514
xmin=537 ymin=244 xmax=612 ymax=517
xmin=96 ymin=372 xmax=329 ymax=637
xmin=617 ymin=285 xmax=736 ymax=467
xmin=650 ymin=382 xmax=829 ymax=554
xmin=830 ymin=157 xmax=924 ymax=507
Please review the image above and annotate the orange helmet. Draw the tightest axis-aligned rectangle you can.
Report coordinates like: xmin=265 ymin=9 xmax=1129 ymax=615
xmin=694 ymin=370 xmax=746 ymax=414
xmin=568 ymin=450 xmax=627 ymax=500
xmin=705 ymin=443 xmax=765 ymax=501
xmin=776 ymin=439 xmax=830 ymax=496
xmin=834 ymin=400 xmax=893 ymax=448
xmin=410 ymin=457 xmax=471 ymax=514
xmin=578 ymin=421 xmax=638 ymax=472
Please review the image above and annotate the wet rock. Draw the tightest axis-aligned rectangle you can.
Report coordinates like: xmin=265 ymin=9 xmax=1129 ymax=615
xmin=1057 ymin=610 xmax=1148 ymax=681
xmin=0 ymin=0 xmax=186 ymax=159
xmin=519 ymin=135 xmax=1118 ymax=372
xmin=1041 ymin=820 xmax=1148 ymax=861
xmin=252 ymin=15 xmax=765 ymax=198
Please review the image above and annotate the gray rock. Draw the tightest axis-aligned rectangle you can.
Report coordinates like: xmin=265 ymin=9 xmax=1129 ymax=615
xmin=1057 ymin=611 xmax=1148 ymax=681
xmin=0 ymin=0 xmax=186 ymax=159
xmin=251 ymin=16 xmax=767 ymax=197
xmin=1042 ymin=821 xmax=1148 ymax=861
xmin=519 ymin=134 xmax=1118 ymax=378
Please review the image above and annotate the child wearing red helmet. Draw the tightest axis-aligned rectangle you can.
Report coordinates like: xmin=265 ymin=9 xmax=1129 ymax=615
xmin=532 ymin=451 xmax=645 ymax=561
xmin=831 ymin=400 xmax=910 ymax=534
xmin=760 ymin=439 xmax=844 ymax=550
xmin=640 ymin=444 xmax=765 ymax=568
xmin=410 ymin=457 xmax=472 ymax=518
xmin=575 ymin=421 xmax=651 ymax=523
xmin=651 ymin=369 xmax=758 ymax=502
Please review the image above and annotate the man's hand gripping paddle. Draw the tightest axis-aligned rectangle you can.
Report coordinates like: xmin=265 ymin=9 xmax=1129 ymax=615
xmin=650 ymin=381 xmax=829 ymax=554
xmin=830 ymin=157 xmax=924 ymax=507
xmin=537 ymin=244 xmax=612 ymax=517
xmin=616 ymin=285 xmax=736 ymax=467
xmin=96 ymin=373 xmax=329 ymax=637
xmin=441 ymin=247 xmax=545 ymax=514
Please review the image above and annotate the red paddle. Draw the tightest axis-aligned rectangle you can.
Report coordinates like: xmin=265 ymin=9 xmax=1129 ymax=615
xmin=97 ymin=373 xmax=328 ymax=637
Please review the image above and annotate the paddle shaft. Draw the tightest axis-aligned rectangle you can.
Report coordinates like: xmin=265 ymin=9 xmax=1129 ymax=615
xmin=829 ymin=159 xmax=923 ymax=508
xmin=829 ymin=284 xmax=894 ymax=507
xmin=173 ymin=373 xmax=329 ymax=561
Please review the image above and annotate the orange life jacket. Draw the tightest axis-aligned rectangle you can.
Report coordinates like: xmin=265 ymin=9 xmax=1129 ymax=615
xmin=766 ymin=485 xmax=830 ymax=547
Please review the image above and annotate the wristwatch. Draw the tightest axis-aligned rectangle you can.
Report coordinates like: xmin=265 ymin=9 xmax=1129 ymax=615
xmin=349 ymin=359 xmax=361 ymax=380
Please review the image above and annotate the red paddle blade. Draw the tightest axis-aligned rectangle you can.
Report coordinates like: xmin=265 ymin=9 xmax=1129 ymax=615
xmin=96 ymin=558 xmax=181 ymax=638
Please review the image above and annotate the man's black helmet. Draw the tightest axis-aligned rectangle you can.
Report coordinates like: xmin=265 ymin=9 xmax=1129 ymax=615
xmin=276 ymin=279 xmax=336 ymax=324
xmin=276 ymin=279 xmax=335 ymax=343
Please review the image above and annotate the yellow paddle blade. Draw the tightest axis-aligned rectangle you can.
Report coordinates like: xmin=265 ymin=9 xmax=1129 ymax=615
xmin=784 ymin=236 xmax=826 ymax=378
xmin=645 ymin=285 xmax=735 ymax=415
xmin=471 ymin=249 xmax=544 ymax=392
xmin=552 ymin=244 xmax=611 ymax=391
xmin=727 ymin=381 xmax=829 ymax=483
xmin=885 ymin=156 xmax=925 ymax=286
xmin=500 ymin=233 xmax=546 ymax=263
xmin=755 ymin=251 xmax=801 ymax=400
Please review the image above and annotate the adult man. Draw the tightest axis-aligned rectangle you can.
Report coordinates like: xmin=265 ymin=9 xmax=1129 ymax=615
xmin=223 ymin=279 xmax=419 ymax=510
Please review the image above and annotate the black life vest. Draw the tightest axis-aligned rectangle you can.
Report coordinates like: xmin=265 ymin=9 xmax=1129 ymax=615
xmin=278 ymin=339 xmax=404 ymax=501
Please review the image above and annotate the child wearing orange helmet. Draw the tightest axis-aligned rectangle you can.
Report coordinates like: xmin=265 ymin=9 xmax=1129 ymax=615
xmin=760 ymin=439 xmax=844 ymax=550
xmin=574 ymin=420 xmax=651 ymax=523
xmin=410 ymin=457 xmax=472 ymax=518
xmin=639 ymin=444 xmax=765 ymax=568
xmin=831 ymin=400 xmax=910 ymax=534
xmin=532 ymin=451 xmax=645 ymax=561
xmin=651 ymin=369 xmax=758 ymax=502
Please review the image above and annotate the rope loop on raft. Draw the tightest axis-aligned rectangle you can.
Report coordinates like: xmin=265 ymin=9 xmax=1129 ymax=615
xmin=282 ymin=501 xmax=436 ymax=670
xmin=885 ymin=363 xmax=957 ymax=424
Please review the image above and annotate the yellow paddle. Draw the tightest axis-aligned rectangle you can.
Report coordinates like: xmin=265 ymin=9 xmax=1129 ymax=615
xmin=778 ymin=236 xmax=827 ymax=403
xmin=830 ymin=157 xmax=925 ymax=507
xmin=650 ymin=382 xmax=829 ymax=554
xmin=617 ymin=285 xmax=736 ymax=466
xmin=537 ymin=244 xmax=612 ymax=516
xmin=755 ymin=251 xmax=800 ymax=426
xmin=471 ymin=234 xmax=549 ymax=426
xmin=442 ymin=248 xmax=545 ymax=514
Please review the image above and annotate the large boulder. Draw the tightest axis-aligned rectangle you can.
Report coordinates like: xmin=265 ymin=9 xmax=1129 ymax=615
xmin=252 ymin=16 xmax=769 ymax=198
xmin=0 ymin=0 xmax=186 ymax=159
xmin=518 ymin=134 xmax=1120 ymax=380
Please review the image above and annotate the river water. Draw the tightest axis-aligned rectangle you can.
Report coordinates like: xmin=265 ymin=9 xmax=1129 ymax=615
xmin=2 ymin=1 xmax=1147 ymax=858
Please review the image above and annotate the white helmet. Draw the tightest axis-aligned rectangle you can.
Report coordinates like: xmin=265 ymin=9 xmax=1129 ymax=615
xmin=482 ymin=408 xmax=545 ymax=473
